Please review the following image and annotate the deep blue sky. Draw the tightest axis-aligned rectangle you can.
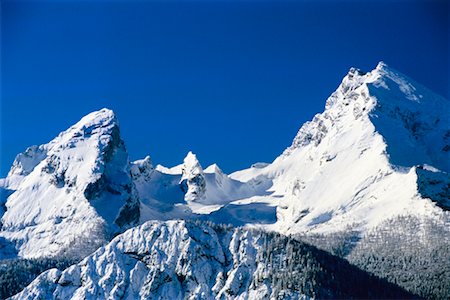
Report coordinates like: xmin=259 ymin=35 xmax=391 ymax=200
xmin=1 ymin=0 xmax=448 ymax=176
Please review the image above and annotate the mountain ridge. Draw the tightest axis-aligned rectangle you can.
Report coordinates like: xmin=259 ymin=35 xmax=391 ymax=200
xmin=12 ymin=220 xmax=418 ymax=300
xmin=1 ymin=62 xmax=449 ymax=299
xmin=0 ymin=62 xmax=448 ymax=258
xmin=231 ymin=61 xmax=449 ymax=234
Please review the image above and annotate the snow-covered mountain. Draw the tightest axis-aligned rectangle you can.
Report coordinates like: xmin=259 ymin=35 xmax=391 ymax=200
xmin=0 ymin=109 xmax=139 ymax=258
xmin=2 ymin=62 xmax=449 ymax=299
xmin=231 ymin=62 xmax=449 ymax=234
xmin=134 ymin=151 xmax=265 ymax=220
xmin=0 ymin=113 xmax=262 ymax=259
xmin=13 ymin=220 xmax=415 ymax=300
xmin=1 ymin=62 xmax=448 ymax=260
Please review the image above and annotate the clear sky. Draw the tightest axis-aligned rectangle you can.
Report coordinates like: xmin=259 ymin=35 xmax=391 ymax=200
xmin=1 ymin=0 xmax=448 ymax=176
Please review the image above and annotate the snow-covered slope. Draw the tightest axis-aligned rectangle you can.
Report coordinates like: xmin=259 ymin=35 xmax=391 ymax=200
xmin=231 ymin=62 xmax=449 ymax=234
xmin=0 ymin=109 xmax=139 ymax=258
xmin=134 ymin=152 xmax=267 ymax=219
xmin=13 ymin=220 xmax=415 ymax=300
xmin=2 ymin=62 xmax=449 ymax=299
xmin=1 ymin=62 xmax=448 ymax=259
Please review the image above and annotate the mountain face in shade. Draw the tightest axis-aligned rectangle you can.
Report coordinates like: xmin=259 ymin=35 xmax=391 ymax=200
xmin=0 ymin=109 xmax=139 ymax=258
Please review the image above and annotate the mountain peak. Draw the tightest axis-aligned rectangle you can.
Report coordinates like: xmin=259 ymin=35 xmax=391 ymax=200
xmin=0 ymin=107 xmax=140 ymax=258
xmin=375 ymin=60 xmax=388 ymax=71
xmin=182 ymin=151 xmax=203 ymax=177
xmin=66 ymin=108 xmax=117 ymax=137
xmin=6 ymin=109 xmax=119 ymax=183
xmin=180 ymin=151 xmax=206 ymax=202
xmin=204 ymin=163 xmax=223 ymax=174
xmin=184 ymin=150 xmax=197 ymax=163
xmin=340 ymin=61 xmax=392 ymax=94
xmin=79 ymin=108 xmax=116 ymax=125
xmin=271 ymin=63 xmax=450 ymax=235
xmin=346 ymin=61 xmax=387 ymax=79
xmin=287 ymin=62 xmax=449 ymax=157
xmin=130 ymin=156 xmax=153 ymax=181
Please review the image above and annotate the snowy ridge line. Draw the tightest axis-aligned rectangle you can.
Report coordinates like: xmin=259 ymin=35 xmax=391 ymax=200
xmin=12 ymin=220 xmax=417 ymax=300
xmin=0 ymin=62 xmax=448 ymax=261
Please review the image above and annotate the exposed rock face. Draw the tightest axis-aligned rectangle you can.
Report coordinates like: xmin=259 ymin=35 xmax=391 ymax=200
xmin=130 ymin=156 xmax=153 ymax=182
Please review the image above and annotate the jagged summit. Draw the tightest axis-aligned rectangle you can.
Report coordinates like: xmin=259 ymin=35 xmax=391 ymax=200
xmin=181 ymin=152 xmax=203 ymax=177
xmin=204 ymin=163 xmax=223 ymax=174
xmin=180 ymin=151 xmax=206 ymax=202
xmin=231 ymin=62 xmax=449 ymax=234
xmin=130 ymin=156 xmax=153 ymax=181
xmin=7 ymin=108 xmax=118 ymax=179
xmin=0 ymin=107 xmax=139 ymax=258
xmin=1 ymin=63 xmax=448 ymax=261
xmin=3 ymin=64 xmax=449 ymax=299
xmin=375 ymin=60 xmax=387 ymax=70
xmin=53 ymin=108 xmax=118 ymax=148
xmin=71 ymin=107 xmax=116 ymax=128
xmin=286 ymin=62 xmax=449 ymax=171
